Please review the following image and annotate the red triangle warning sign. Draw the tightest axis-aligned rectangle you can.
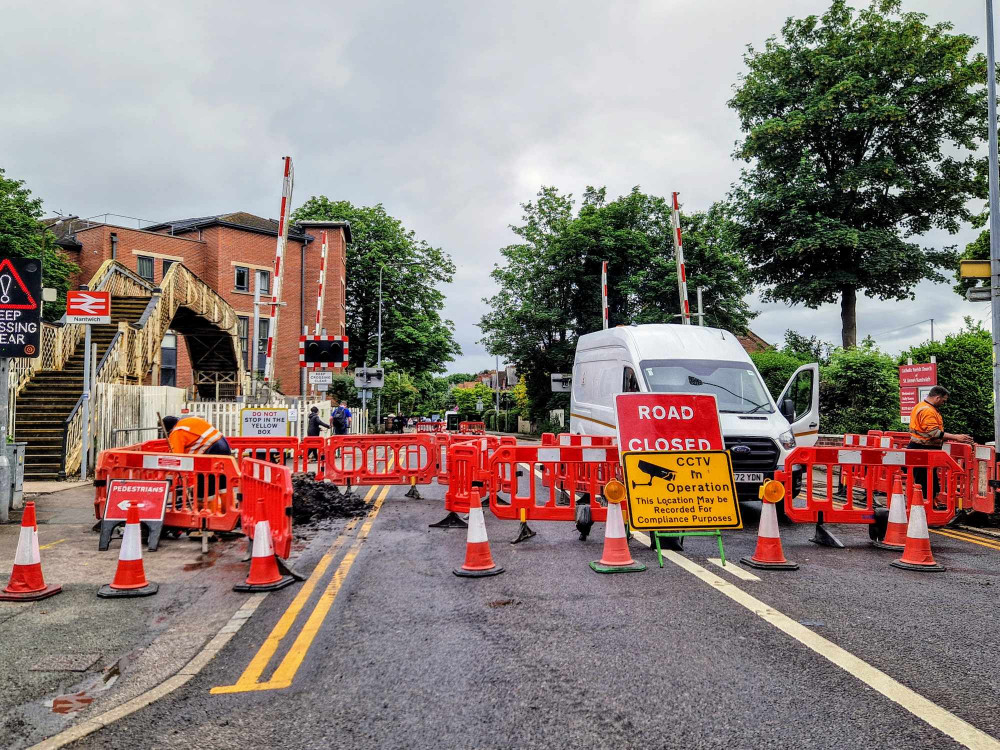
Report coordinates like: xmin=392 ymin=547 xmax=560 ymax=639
xmin=0 ymin=258 xmax=38 ymax=310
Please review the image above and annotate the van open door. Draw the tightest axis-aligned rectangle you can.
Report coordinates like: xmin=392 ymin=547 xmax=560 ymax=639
xmin=777 ymin=363 xmax=819 ymax=447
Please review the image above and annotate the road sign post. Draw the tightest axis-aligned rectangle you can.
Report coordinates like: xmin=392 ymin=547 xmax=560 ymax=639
xmin=66 ymin=288 xmax=112 ymax=480
xmin=0 ymin=257 xmax=43 ymax=519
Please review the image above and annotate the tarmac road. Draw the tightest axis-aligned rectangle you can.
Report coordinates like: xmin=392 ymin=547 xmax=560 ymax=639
xmin=57 ymin=477 xmax=1000 ymax=750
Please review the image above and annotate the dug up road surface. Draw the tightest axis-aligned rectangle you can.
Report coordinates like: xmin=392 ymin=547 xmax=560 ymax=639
xmin=11 ymin=476 xmax=1000 ymax=750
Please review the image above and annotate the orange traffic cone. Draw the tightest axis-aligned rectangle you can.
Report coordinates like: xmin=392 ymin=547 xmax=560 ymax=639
xmin=0 ymin=502 xmax=62 ymax=602
xmin=590 ymin=482 xmax=644 ymax=573
xmin=872 ymin=476 xmax=908 ymax=550
xmin=453 ymin=501 xmax=503 ymax=577
xmin=890 ymin=486 xmax=944 ymax=572
xmin=98 ymin=502 xmax=158 ymax=598
xmin=741 ymin=487 xmax=798 ymax=571
xmin=234 ymin=499 xmax=295 ymax=592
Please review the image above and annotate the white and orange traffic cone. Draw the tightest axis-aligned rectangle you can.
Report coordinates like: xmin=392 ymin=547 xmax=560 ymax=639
xmin=741 ymin=481 xmax=798 ymax=571
xmin=234 ymin=499 xmax=295 ymax=592
xmin=0 ymin=501 xmax=62 ymax=602
xmin=872 ymin=476 xmax=908 ymax=551
xmin=590 ymin=481 xmax=645 ymax=573
xmin=453 ymin=500 xmax=503 ymax=577
xmin=890 ymin=486 xmax=944 ymax=572
xmin=98 ymin=502 xmax=158 ymax=598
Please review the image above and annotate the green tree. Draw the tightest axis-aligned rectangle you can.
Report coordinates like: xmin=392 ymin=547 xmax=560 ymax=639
xmin=292 ymin=197 xmax=460 ymax=373
xmin=0 ymin=168 xmax=78 ymax=322
xmin=899 ymin=319 xmax=993 ymax=442
xmin=819 ymin=342 xmax=900 ymax=434
xmin=412 ymin=373 xmax=451 ymax=416
xmin=728 ymin=0 xmax=986 ymax=348
xmin=480 ymin=186 xmax=755 ymax=415
xmin=750 ymin=349 xmax=809 ymax=399
xmin=954 ymin=229 xmax=989 ymax=297
xmin=452 ymin=382 xmax=493 ymax=416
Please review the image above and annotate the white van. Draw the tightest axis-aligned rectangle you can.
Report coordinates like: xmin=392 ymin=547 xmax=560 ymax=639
xmin=569 ymin=324 xmax=818 ymax=501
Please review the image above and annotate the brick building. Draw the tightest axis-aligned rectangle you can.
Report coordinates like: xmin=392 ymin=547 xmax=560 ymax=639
xmin=49 ymin=212 xmax=350 ymax=396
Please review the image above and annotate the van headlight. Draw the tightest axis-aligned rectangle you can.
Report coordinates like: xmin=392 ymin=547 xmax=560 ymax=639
xmin=779 ymin=429 xmax=796 ymax=450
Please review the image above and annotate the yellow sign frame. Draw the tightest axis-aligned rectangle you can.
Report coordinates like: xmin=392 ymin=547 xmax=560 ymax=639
xmin=960 ymin=259 xmax=992 ymax=279
xmin=621 ymin=450 xmax=742 ymax=531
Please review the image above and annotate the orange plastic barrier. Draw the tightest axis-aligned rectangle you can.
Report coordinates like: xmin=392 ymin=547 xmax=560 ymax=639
xmin=239 ymin=458 xmax=293 ymax=559
xmin=416 ymin=421 xmax=447 ymax=434
xmin=325 ymin=434 xmax=437 ymax=486
xmin=539 ymin=433 xmax=619 ymax=496
xmin=776 ymin=445 xmax=962 ymax=528
xmin=296 ymin=437 xmax=327 ymax=479
xmin=485 ymin=443 xmax=618 ymax=524
xmin=94 ymin=450 xmax=242 ymax=532
xmin=458 ymin=421 xmax=486 ymax=435
xmin=227 ymin=436 xmax=299 ymax=465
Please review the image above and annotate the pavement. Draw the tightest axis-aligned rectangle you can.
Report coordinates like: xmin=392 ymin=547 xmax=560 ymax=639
xmin=7 ymin=472 xmax=1000 ymax=749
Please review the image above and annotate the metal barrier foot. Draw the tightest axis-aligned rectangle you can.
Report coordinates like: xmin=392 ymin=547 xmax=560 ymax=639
xmin=429 ymin=511 xmax=468 ymax=529
xmin=510 ymin=522 xmax=536 ymax=545
xmin=404 ymin=485 xmax=422 ymax=499
xmin=810 ymin=520 xmax=845 ymax=549
xmin=276 ymin=556 xmax=306 ymax=582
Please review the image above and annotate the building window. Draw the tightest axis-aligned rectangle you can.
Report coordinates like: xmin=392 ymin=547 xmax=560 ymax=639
xmin=163 ymin=259 xmax=175 ymax=276
xmin=137 ymin=256 xmax=154 ymax=281
xmin=235 ymin=266 xmax=249 ymax=292
xmin=237 ymin=316 xmax=249 ymax=368
xmin=257 ymin=270 xmax=271 ymax=295
xmin=160 ymin=331 xmax=177 ymax=386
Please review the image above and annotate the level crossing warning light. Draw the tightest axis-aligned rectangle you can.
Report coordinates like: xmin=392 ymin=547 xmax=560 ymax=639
xmin=299 ymin=335 xmax=348 ymax=368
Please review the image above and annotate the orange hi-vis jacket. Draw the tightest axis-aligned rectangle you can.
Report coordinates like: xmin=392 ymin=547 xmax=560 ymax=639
xmin=167 ymin=416 xmax=224 ymax=455
xmin=909 ymin=400 xmax=945 ymax=447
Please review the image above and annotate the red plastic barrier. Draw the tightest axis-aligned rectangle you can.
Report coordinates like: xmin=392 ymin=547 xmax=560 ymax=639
xmin=458 ymin=421 xmax=486 ymax=435
xmin=539 ymin=433 xmax=619 ymax=496
xmin=485 ymin=443 xmax=617 ymax=524
xmin=239 ymin=458 xmax=293 ymax=559
xmin=325 ymin=434 xmax=437 ymax=486
xmin=776 ymin=445 xmax=963 ymax=527
xmin=296 ymin=437 xmax=327 ymax=480
xmin=435 ymin=433 xmax=493 ymax=486
xmin=95 ymin=449 xmax=242 ymax=532
xmin=227 ymin=436 xmax=299 ymax=465
xmin=416 ymin=421 xmax=447 ymax=434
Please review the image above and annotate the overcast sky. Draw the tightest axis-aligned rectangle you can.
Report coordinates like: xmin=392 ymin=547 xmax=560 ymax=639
xmin=0 ymin=0 xmax=992 ymax=373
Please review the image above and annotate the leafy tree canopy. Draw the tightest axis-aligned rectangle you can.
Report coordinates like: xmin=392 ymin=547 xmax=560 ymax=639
xmin=0 ymin=167 xmax=78 ymax=322
xmin=479 ymin=185 xmax=755 ymax=416
xmin=728 ymin=0 xmax=986 ymax=348
xmin=292 ymin=197 xmax=460 ymax=374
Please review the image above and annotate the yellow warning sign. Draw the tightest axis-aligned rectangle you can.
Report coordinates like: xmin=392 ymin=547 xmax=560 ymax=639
xmin=621 ymin=450 xmax=742 ymax=531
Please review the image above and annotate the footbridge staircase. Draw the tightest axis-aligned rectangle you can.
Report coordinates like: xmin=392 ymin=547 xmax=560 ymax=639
xmin=12 ymin=260 xmax=247 ymax=480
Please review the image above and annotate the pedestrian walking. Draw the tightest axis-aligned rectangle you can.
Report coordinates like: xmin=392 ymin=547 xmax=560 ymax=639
xmin=907 ymin=385 xmax=973 ymax=505
xmin=332 ymin=400 xmax=352 ymax=435
xmin=307 ymin=406 xmax=329 ymax=461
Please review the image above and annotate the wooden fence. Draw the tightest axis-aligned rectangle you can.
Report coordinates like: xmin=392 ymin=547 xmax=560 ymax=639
xmin=92 ymin=384 xmax=187 ymax=454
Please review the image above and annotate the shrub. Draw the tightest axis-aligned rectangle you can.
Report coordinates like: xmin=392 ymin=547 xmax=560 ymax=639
xmin=750 ymin=349 xmax=809 ymax=399
xmin=819 ymin=344 xmax=899 ymax=434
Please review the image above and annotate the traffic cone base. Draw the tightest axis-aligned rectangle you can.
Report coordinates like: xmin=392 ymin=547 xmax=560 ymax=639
xmin=872 ymin=477 xmax=908 ymax=550
xmin=2 ymin=502 xmax=62 ymax=601
xmin=741 ymin=500 xmax=798 ymax=571
xmin=591 ymin=500 xmax=645 ymax=574
xmin=453 ymin=505 xmax=504 ymax=578
xmin=98 ymin=581 xmax=159 ymax=598
xmin=235 ymin=513 xmax=296 ymax=592
xmin=890 ymin=488 xmax=944 ymax=572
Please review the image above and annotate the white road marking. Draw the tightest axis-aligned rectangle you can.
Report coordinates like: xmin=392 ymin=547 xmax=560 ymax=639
xmin=706 ymin=557 xmax=760 ymax=581
xmin=628 ymin=529 xmax=1000 ymax=750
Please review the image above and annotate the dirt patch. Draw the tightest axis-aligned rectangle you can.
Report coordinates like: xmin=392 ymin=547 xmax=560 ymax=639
xmin=292 ymin=473 xmax=369 ymax=524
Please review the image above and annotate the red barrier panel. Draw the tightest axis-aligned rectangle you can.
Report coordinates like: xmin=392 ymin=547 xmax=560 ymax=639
xmin=776 ymin=445 xmax=962 ymax=527
xmin=239 ymin=458 xmax=293 ymax=559
xmin=227 ymin=437 xmax=299 ymax=465
xmin=458 ymin=421 xmax=486 ymax=435
xmin=325 ymin=434 xmax=438 ymax=486
xmin=416 ymin=421 xmax=446 ymax=434
xmin=485 ymin=443 xmax=617 ymax=524
xmin=435 ymin=433 xmax=493 ymax=486
xmin=539 ymin=433 xmax=619 ymax=496
xmin=95 ymin=450 xmax=242 ymax=532
xmin=296 ymin=437 xmax=327 ymax=480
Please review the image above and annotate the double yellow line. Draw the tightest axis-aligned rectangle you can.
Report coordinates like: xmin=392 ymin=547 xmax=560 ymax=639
xmin=930 ymin=526 xmax=1000 ymax=552
xmin=212 ymin=483 xmax=390 ymax=694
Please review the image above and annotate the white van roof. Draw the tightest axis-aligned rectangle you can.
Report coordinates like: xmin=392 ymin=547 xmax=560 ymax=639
xmin=577 ymin=324 xmax=751 ymax=362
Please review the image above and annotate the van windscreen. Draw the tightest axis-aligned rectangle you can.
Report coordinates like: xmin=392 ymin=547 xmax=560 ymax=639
xmin=639 ymin=359 xmax=773 ymax=414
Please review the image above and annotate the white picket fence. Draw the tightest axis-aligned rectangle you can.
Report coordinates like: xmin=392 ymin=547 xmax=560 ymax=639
xmin=93 ymin=383 xmax=187 ymax=452
xmin=181 ymin=399 xmax=368 ymax=437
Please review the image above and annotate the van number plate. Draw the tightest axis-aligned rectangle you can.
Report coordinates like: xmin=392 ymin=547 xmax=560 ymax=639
xmin=734 ymin=472 xmax=764 ymax=483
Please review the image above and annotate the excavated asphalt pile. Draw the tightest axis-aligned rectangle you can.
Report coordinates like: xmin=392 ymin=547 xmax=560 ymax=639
xmin=292 ymin=473 xmax=368 ymax=524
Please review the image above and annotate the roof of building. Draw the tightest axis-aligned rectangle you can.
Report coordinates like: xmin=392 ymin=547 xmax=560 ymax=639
xmin=142 ymin=211 xmax=318 ymax=241
xmin=737 ymin=330 xmax=771 ymax=353
xmin=40 ymin=215 xmax=83 ymax=249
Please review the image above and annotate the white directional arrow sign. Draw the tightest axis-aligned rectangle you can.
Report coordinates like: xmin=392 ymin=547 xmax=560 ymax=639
xmin=66 ymin=290 xmax=111 ymax=324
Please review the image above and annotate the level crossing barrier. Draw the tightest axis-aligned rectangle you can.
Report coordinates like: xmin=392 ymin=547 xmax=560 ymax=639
xmin=458 ymin=421 xmax=486 ymax=435
xmin=776 ymin=445 xmax=963 ymax=530
xmin=239 ymin=458 xmax=294 ymax=559
xmin=94 ymin=449 xmax=243 ymax=533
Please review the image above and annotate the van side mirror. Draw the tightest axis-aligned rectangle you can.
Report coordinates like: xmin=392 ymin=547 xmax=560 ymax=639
xmin=780 ymin=399 xmax=795 ymax=421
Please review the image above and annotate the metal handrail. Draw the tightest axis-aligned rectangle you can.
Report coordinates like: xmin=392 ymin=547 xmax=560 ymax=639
xmin=59 ymin=395 xmax=85 ymax=478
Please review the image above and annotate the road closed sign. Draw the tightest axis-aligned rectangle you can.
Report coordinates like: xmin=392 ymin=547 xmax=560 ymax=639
xmin=614 ymin=393 xmax=724 ymax=452
xmin=240 ymin=408 xmax=289 ymax=436
xmin=621 ymin=450 xmax=741 ymax=531
xmin=0 ymin=257 xmax=42 ymax=358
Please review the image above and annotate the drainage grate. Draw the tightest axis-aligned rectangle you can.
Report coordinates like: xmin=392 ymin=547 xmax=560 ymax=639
xmin=31 ymin=653 xmax=101 ymax=672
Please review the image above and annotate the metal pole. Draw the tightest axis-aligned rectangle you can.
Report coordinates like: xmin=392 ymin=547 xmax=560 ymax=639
xmin=377 ymin=267 xmax=383 ymax=430
xmin=988 ymin=0 xmax=1000 ymax=446
xmin=252 ymin=272 xmax=262 ymax=401
xmin=89 ymin=341 xmax=97 ymax=469
xmin=495 ymin=355 xmax=500 ymax=417
xmin=601 ymin=260 xmax=608 ymax=329
xmin=0 ymin=358 xmax=10 ymax=522
xmin=671 ymin=192 xmax=691 ymax=324
xmin=930 ymin=318 xmax=934 ymax=343
xmin=696 ymin=286 xmax=705 ymax=326
xmin=81 ymin=323 xmax=91 ymax=480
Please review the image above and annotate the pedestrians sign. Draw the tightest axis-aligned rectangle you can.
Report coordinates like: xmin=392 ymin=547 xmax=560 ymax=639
xmin=98 ymin=479 xmax=170 ymax=552
xmin=240 ymin=408 xmax=289 ymax=436
xmin=66 ymin=290 xmax=111 ymax=324
xmin=614 ymin=393 xmax=724 ymax=452
xmin=0 ymin=257 xmax=42 ymax=358
xmin=621 ymin=450 xmax=742 ymax=531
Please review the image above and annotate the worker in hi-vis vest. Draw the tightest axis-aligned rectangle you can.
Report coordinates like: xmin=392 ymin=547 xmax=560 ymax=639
xmin=907 ymin=385 xmax=972 ymax=505
xmin=162 ymin=415 xmax=231 ymax=456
